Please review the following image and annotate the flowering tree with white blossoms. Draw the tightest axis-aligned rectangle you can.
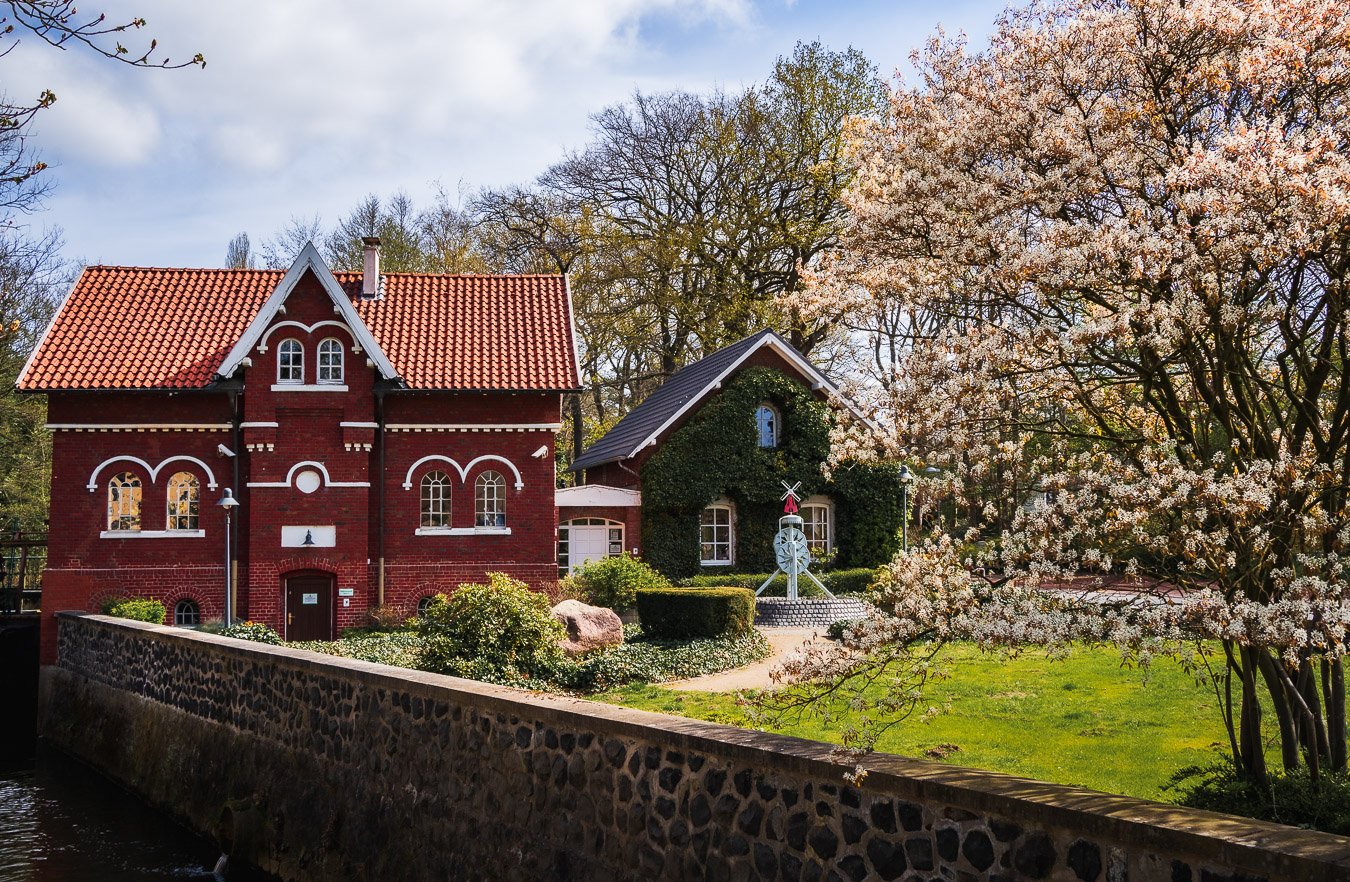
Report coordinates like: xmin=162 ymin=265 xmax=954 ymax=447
xmin=780 ymin=0 xmax=1350 ymax=789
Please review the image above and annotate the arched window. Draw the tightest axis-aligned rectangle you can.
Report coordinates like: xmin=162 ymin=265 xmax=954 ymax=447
xmin=317 ymin=338 xmax=344 ymax=383
xmin=277 ymin=338 xmax=304 ymax=383
xmin=801 ymin=498 xmax=833 ymax=559
xmin=174 ymin=598 xmax=201 ymax=626
xmin=166 ymin=471 xmax=200 ymax=531
xmin=699 ymin=503 xmax=733 ymax=565
xmin=416 ymin=595 xmax=437 ymax=617
xmin=475 ymin=470 xmax=506 ymax=527
xmin=420 ymin=471 xmax=450 ymax=528
xmin=107 ymin=472 xmax=142 ymax=531
xmin=755 ymin=404 xmax=779 ymax=448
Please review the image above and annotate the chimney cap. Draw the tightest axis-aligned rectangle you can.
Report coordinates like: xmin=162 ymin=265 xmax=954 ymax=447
xmin=362 ymin=236 xmax=382 ymax=247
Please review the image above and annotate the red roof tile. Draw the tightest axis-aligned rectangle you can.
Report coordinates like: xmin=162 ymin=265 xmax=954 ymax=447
xmin=19 ymin=266 xmax=580 ymax=392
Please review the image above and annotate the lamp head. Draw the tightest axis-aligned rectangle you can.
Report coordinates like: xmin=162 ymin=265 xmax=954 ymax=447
xmin=217 ymin=488 xmax=240 ymax=509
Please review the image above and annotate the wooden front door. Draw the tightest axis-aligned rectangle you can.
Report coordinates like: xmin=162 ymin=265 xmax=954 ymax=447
xmin=285 ymin=573 xmax=334 ymax=642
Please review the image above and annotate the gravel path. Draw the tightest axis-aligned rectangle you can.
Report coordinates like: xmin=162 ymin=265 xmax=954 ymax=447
xmin=666 ymin=628 xmax=829 ymax=692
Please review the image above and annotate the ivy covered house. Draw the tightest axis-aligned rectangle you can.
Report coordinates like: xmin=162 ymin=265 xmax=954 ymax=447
xmin=564 ymin=329 xmax=903 ymax=579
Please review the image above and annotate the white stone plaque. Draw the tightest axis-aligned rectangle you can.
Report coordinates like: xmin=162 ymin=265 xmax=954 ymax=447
xmin=281 ymin=525 xmax=336 ymax=547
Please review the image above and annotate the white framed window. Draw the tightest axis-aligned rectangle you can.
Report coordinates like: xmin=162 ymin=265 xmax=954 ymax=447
xmin=416 ymin=595 xmax=437 ymax=617
xmin=801 ymin=498 xmax=833 ymax=559
xmin=166 ymin=471 xmax=200 ymax=531
xmin=174 ymin=598 xmax=201 ymax=626
xmin=277 ymin=338 xmax=304 ymax=383
xmin=317 ymin=338 xmax=344 ymax=383
xmin=420 ymin=471 xmax=450 ymax=528
xmin=700 ymin=503 xmax=734 ymax=565
xmin=107 ymin=471 xmax=142 ymax=531
xmin=475 ymin=470 xmax=506 ymax=527
xmin=755 ymin=404 xmax=779 ymax=448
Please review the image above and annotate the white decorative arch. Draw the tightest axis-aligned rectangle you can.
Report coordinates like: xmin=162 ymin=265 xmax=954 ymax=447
xmin=87 ymin=455 xmax=219 ymax=492
xmin=402 ymin=455 xmax=464 ymax=490
xmin=401 ymin=454 xmax=523 ymax=491
xmin=247 ymin=460 xmax=369 ymax=489
xmin=257 ymin=320 xmax=356 ymax=353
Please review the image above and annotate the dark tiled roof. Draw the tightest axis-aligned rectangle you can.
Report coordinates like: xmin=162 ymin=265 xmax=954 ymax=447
xmin=20 ymin=267 xmax=580 ymax=392
xmin=572 ymin=329 xmax=785 ymax=471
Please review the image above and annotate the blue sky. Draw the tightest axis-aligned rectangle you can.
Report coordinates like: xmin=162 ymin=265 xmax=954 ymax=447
xmin=11 ymin=0 xmax=1006 ymax=268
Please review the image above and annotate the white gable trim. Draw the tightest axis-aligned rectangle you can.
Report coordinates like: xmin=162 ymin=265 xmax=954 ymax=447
xmin=216 ymin=242 xmax=398 ymax=382
xmin=16 ymin=266 xmax=87 ymax=390
xmin=624 ymin=333 xmax=877 ymax=461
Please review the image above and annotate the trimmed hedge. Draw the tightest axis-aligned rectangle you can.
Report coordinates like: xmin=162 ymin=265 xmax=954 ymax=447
xmin=636 ymin=587 xmax=755 ymax=638
xmin=101 ymin=597 xmax=166 ymax=625
xmin=678 ymin=566 xmax=879 ymax=597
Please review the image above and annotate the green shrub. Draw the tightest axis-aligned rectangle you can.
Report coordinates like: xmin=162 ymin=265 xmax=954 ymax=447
xmin=100 ymin=597 xmax=166 ymax=625
xmin=415 ymin=572 xmax=565 ymax=677
xmin=555 ymin=628 xmax=771 ymax=691
xmin=570 ymin=553 xmax=669 ymax=610
xmin=293 ymin=631 xmax=422 ymax=668
xmin=1167 ymin=761 xmax=1350 ymax=835
xmin=678 ymin=567 xmax=880 ymax=597
xmin=636 ymin=587 xmax=755 ymax=638
xmin=220 ymin=621 xmax=282 ymax=645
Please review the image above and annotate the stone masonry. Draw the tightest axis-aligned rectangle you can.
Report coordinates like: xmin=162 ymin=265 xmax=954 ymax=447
xmin=39 ymin=614 xmax=1350 ymax=882
xmin=755 ymin=598 xmax=871 ymax=628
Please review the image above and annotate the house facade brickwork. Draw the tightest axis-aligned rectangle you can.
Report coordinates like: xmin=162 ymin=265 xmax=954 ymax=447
xmin=23 ymin=242 xmax=578 ymax=654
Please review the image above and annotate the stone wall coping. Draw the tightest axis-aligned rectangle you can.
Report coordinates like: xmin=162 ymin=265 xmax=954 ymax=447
xmin=60 ymin=612 xmax=1350 ymax=880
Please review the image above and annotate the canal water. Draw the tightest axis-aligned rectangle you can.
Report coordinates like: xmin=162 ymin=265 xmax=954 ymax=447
xmin=0 ymin=741 xmax=278 ymax=882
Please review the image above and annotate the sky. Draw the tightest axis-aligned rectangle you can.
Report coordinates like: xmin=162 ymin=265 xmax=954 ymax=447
xmin=9 ymin=0 xmax=1007 ymax=268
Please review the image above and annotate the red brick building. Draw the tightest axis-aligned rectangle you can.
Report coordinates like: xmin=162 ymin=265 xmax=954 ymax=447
xmin=20 ymin=241 xmax=578 ymax=649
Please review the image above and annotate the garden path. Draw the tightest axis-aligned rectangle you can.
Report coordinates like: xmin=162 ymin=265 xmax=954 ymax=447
xmin=666 ymin=628 xmax=825 ymax=692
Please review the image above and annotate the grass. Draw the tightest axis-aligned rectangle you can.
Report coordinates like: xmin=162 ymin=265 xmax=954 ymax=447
xmin=596 ymin=641 xmax=1234 ymax=801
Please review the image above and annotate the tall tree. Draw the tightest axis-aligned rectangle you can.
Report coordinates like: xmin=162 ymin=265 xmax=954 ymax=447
xmin=794 ymin=0 xmax=1350 ymax=787
xmin=224 ymin=232 xmax=253 ymax=269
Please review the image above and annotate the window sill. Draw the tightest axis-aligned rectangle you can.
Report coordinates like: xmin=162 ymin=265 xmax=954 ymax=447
xmin=414 ymin=526 xmax=512 ymax=536
xmin=101 ymin=529 xmax=206 ymax=539
xmin=700 ymin=560 xmax=733 ymax=567
xmin=271 ymin=384 xmax=349 ymax=392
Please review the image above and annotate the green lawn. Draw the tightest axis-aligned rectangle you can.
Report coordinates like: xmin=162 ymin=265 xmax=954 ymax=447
xmin=596 ymin=642 xmax=1233 ymax=801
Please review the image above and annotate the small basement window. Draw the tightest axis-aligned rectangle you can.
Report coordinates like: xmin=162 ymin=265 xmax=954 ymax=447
xmin=174 ymin=598 xmax=201 ymax=626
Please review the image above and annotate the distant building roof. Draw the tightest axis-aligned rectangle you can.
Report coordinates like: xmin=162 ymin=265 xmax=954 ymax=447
xmin=572 ymin=329 xmax=867 ymax=472
xmin=19 ymin=245 xmax=581 ymax=393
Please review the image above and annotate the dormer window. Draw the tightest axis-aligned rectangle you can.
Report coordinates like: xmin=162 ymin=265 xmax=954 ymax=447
xmin=317 ymin=338 xmax=344 ymax=383
xmin=755 ymin=404 xmax=779 ymax=448
xmin=277 ymin=339 xmax=304 ymax=383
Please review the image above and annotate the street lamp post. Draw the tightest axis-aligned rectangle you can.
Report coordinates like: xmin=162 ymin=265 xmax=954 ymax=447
xmin=218 ymin=489 xmax=240 ymax=626
xmin=898 ymin=464 xmax=914 ymax=553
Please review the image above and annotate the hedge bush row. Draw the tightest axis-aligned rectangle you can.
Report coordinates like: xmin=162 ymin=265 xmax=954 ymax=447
xmin=100 ymin=597 xmax=166 ymax=624
xmin=636 ymin=587 xmax=755 ymax=638
xmin=678 ymin=566 xmax=880 ymax=597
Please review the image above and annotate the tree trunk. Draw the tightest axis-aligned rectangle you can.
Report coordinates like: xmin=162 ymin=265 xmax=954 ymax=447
xmin=1256 ymin=648 xmax=1302 ymax=772
xmin=1328 ymin=657 xmax=1347 ymax=772
xmin=1240 ymin=646 xmax=1269 ymax=787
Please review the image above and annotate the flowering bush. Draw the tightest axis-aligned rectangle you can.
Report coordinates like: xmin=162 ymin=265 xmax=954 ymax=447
xmin=220 ymin=621 xmax=282 ymax=645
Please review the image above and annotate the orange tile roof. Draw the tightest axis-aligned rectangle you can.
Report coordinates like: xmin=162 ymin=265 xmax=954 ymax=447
xmin=19 ymin=266 xmax=580 ymax=392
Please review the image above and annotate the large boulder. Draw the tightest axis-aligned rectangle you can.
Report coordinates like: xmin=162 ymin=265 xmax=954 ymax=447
xmin=552 ymin=599 xmax=623 ymax=657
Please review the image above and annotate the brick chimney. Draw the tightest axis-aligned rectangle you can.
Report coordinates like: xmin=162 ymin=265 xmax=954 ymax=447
xmin=361 ymin=237 xmax=382 ymax=298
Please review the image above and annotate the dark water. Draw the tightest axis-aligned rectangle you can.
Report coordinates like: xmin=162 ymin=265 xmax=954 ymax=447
xmin=0 ymin=742 xmax=277 ymax=882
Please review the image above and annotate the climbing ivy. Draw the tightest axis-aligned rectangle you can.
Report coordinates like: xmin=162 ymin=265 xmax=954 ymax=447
xmin=639 ymin=366 xmax=901 ymax=578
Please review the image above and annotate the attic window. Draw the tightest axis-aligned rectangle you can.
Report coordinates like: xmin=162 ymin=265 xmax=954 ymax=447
xmin=277 ymin=339 xmax=303 ymax=383
xmin=318 ymin=338 xmax=344 ymax=383
xmin=755 ymin=404 xmax=779 ymax=449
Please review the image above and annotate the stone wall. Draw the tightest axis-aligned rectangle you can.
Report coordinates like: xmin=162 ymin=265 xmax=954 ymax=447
xmin=755 ymin=597 xmax=870 ymax=628
xmin=39 ymin=614 xmax=1350 ymax=882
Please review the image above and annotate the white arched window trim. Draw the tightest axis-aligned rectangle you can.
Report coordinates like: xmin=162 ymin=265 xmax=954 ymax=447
xmin=699 ymin=499 xmax=735 ymax=566
xmin=88 ymin=455 xmax=219 ymax=492
xmin=400 ymin=454 xmax=523 ymax=491
xmin=317 ymin=337 xmax=344 ymax=384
